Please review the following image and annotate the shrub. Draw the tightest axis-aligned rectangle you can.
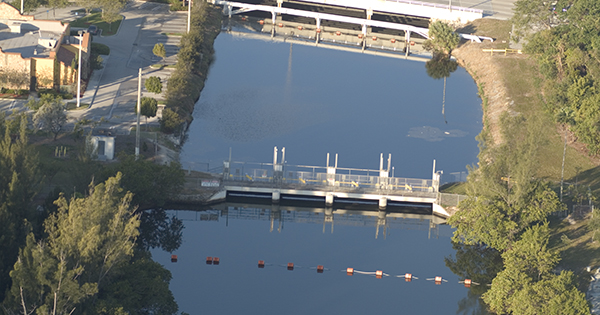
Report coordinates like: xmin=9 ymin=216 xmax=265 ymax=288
xmin=145 ymin=76 xmax=163 ymax=94
xmin=91 ymin=54 xmax=104 ymax=70
xmin=159 ymin=108 xmax=181 ymax=134
xmin=91 ymin=43 xmax=111 ymax=55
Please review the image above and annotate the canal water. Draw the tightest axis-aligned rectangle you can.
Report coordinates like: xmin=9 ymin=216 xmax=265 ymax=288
xmin=152 ymin=28 xmax=487 ymax=314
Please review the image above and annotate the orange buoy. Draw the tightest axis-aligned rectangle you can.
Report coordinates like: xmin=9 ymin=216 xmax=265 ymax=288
xmin=287 ymin=263 xmax=294 ymax=270
xmin=317 ymin=265 xmax=324 ymax=273
xmin=171 ymin=255 xmax=178 ymax=263
xmin=346 ymin=268 xmax=354 ymax=275
xmin=259 ymin=20 xmax=264 ymax=25
xmin=213 ymin=257 xmax=220 ymax=265
xmin=258 ymin=260 xmax=265 ymax=268
xmin=297 ymin=25 xmax=303 ymax=30
xmin=410 ymin=41 xmax=415 ymax=46
xmin=358 ymin=34 xmax=363 ymax=39
xmin=464 ymin=279 xmax=472 ymax=288
xmin=435 ymin=276 xmax=442 ymax=284
xmin=241 ymin=17 xmax=247 ymax=21
xmin=376 ymin=270 xmax=383 ymax=279
xmin=372 ymin=36 xmax=377 ymax=41
xmin=206 ymin=257 xmax=213 ymax=264
xmin=316 ymin=28 xmax=321 ymax=33
xmin=391 ymin=38 xmax=396 ymax=43
xmin=278 ymin=22 xmax=283 ymax=27
xmin=405 ymin=273 xmax=412 ymax=282
xmin=336 ymin=31 xmax=341 ymax=36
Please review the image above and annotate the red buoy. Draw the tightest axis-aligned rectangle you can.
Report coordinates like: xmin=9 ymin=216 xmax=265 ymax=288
xmin=435 ymin=276 xmax=442 ymax=284
xmin=391 ymin=38 xmax=396 ymax=43
xmin=464 ymin=279 xmax=472 ymax=288
xmin=259 ymin=20 xmax=264 ymax=25
xmin=376 ymin=270 xmax=383 ymax=279
xmin=410 ymin=41 xmax=415 ymax=46
xmin=241 ymin=17 xmax=247 ymax=21
xmin=206 ymin=257 xmax=213 ymax=264
xmin=317 ymin=265 xmax=324 ymax=273
xmin=405 ymin=273 xmax=412 ymax=282
xmin=336 ymin=31 xmax=341 ymax=36
xmin=346 ymin=268 xmax=354 ymax=275
xmin=297 ymin=25 xmax=303 ymax=30
xmin=213 ymin=257 xmax=220 ymax=265
xmin=358 ymin=34 xmax=363 ymax=39
xmin=316 ymin=28 xmax=321 ymax=33
xmin=171 ymin=255 xmax=178 ymax=263
xmin=278 ymin=23 xmax=283 ymax=27
xmin=258 ymin=260 xmax=265 ymax=268
xmin=372 ymin=36 xmax=377 ymax=41
xmin=287 ymin=263 xmax=294 ymax=270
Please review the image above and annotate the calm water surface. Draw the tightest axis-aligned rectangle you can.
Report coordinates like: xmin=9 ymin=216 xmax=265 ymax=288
xmin=155 ymin=31 xmax=487 ymax=314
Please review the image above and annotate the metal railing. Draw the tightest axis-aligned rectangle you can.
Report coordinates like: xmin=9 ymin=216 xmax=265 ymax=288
xmin=224 ymin=161 xmax=436 ymax=193
xmin=385 ymin=0 xmax=483 ymax=14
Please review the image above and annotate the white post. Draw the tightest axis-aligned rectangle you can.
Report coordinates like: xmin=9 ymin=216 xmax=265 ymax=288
xmin=135 ymin=68 xmax=141 ymax=159
xmin=20 ymin=0 xmax=23 ymax=14
xmin=187 ymin=0 xmax=192 ymax=33
xmin=76 ymin=32 xmax=82 ymax=107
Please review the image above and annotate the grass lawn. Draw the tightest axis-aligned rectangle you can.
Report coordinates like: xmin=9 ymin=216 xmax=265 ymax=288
xmin=66 ymin=102 xmax=89 ymax=110
xmin=68 ymin=12 xmax=123 ymax=36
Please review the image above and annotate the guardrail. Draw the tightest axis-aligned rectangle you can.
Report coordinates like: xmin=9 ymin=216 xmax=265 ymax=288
xmin=386 ymin=0 xmax=483 ymax=14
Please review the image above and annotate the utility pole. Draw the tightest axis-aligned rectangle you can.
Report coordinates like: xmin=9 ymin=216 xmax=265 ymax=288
xmin=135 ymin=68 xmax=141 ymax=159
xmin=187 ymin=0 xmax=192 ymax=33
xmin=77 ymin=31 xmax=83 ymax=107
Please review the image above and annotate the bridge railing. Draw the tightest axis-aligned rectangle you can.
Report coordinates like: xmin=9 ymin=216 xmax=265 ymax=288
xmin=224 ymin=161 xmax=435 ymax=193
xmin=386 ymin=0 xmax=483 ymax=14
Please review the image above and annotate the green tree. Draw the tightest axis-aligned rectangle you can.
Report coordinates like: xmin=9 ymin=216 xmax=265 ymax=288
xmin=423 ymin=21 xmax=459 ymax=57
xmin=448 ymin=115 xmax=563 ymax=251
xmin=482 ymin=225 xmax=589 ymax=314
xmin=27 ymin=93 xmax=63 ymax=111
xmin=145 ymin=76 xmax=163 ymax=94
xmin=153 ymin=43 xmax=167 ymax=63
xmin=47 ymin=0 xmax=69 ymax=18
xmin=159 ymin=108 xmax=181 ymax=134
xmin=32 ymin=98 xmax=67 ymax=140
xmin=98 ymin=0 xmax=126 ymax=32
xmin=0 ymin=113 xmax=40 ymax=302
xmin=135 ymin=97 xmax=158 ymax=130
xmin=7 ymin=174 xmax=141 ymax=314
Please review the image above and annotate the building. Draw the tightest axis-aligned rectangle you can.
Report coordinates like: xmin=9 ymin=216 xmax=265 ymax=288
xmin=0 ymin=3 xmax=91 ymax=92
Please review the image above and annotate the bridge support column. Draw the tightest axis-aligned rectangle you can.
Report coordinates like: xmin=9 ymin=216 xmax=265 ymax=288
xmin=325 ymin=193 xmax=334 ymax=207
xmin=405 ymin=30 xmax=411 ymax=58
xmin=223 ymin=160 xmax=230 ymax=180
xmin=379 ymin=197 xmax=387 ymax=210
xmin=315 ymin=18 xmax=321 ymax=44
xmin=361 ymin=24 xmax=367 ymax=51
xmin=272 ymin=190 xmax=280 ymax=204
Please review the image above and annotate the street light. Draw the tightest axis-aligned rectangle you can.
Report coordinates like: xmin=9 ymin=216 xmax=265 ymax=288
xmin=76 ymin=31 xmax=83 ymax=108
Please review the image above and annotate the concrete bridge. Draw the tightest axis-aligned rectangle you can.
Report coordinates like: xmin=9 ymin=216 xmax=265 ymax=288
xmin=210 ymin=0 xmax=494 ymax=57
xmin=191 ymin=147 xmax=467 ymax=218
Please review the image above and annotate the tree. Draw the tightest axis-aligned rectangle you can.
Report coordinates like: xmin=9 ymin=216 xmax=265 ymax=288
xmin=0 ymin=113 xmax=40 ymax=303
xmin=159 ymin=108 xmax=181 ymax=134
xmin=7 ymin=174 xmax=141 ymax=314
xmin=98 ymin=0 xmax=126 ymax=32
xmin=448 ymin=115 xmax=563 ymax=251
xmin=153 ymin=43 xmax=167 ymax=63
xmin=26 ymin=93 xmax=63 ymax=111
xmin=511 ymin=0 xmax=570 ymax=40
xmin=145 ymin=76 xmax=163 ymax=94
xmin=135 ymin=97 xmax=158 ymax=130
xmin=0 ymin=69 xmax=30 ymax=90
xmin=32 ymin=98 xmax=67 ymax=140
xmin=423 ymin=21 xmax=459 ymax=57
xmin=47 ymin=0 xmax=69 ymax=18
xmin=482 ymin=225 xmax=589 ymax=314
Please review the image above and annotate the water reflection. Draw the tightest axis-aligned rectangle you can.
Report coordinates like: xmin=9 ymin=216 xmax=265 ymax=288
xmin=177 ymin=200 xmax=448 ymax=239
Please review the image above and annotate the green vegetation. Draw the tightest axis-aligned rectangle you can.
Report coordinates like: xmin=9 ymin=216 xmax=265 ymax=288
xmin=515 ymin=0 xmax=600 ymax=156
xmin=69 ymin=11 xmax=124 ymax=36
xmin=162 ymin=2 xmax=221 ymax=134
xmin=145 ymin=76 xmax=163 ymax=94
xmin=135 ymin=97 xmax=159 ymax=129
xmin=0 ymin=112 xmax=184 ymax=313
xmin=92 ymin=42 xmax=110 ymax=55
xmin=32 ymin=98 xmax=67 ymax=140
xmin=153 ymin=43 xmax=167 ymax=63
xmin=423 ymin=20 xmax=460 ymax=57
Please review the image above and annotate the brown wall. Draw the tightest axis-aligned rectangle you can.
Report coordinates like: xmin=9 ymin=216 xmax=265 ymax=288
xmin=0 ymin=3 xmax=34 ymax=21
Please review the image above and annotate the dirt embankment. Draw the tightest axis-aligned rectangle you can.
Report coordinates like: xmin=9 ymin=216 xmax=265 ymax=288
xmin=452 ymin=42 xmax=516 ymax=147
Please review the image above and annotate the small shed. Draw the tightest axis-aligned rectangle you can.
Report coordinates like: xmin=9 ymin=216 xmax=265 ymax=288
xmin=89 ymin=135 xmax=115 ymax=160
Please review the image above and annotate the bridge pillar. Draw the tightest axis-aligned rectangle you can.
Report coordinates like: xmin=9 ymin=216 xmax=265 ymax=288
xmin=223 ymin=160 xmax=230 ymax=180
xmin=272 ymin=190 xmax=280 ymax=204
xmin=379 ymin=197 xmax=387 ymax=210
xmin=325 ymin=193 xmax=334 ymax=207
xmin=405 ymin=30 xmax=411 ymax=57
